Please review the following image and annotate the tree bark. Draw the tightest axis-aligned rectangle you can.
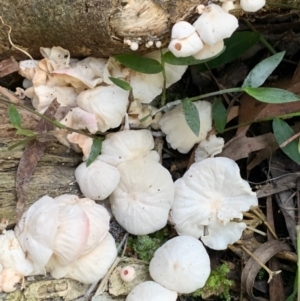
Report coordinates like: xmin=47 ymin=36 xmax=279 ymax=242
xmin=0 ymin=0 xmax=299 ymax=61
xmin=0 ymin=0 xmax=201 ymax=60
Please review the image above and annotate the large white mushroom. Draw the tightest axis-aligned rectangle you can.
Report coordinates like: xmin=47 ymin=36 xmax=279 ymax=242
xmin=240 ymin=0 xmax=266 ymax=12
xmin=171 ymin=157 xmax=258 ymax=250
xmin=149 ymin=236 xmax=211 ymax=293
xmin=126 ymin=281 xmax=177 ymax=301
xmin=109 ymin=158 xmax=174 ymax=235
xmin=159 ymin=101 xmax=212 ymax=153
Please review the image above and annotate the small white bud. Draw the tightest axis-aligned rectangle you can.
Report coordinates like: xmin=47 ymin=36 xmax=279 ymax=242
xmin=155 ymin=41 xmax=162 ymax=48
xmin=120 ymin=266 xmax=136 ymax=282
xmin=130 ymin=42 xmax=139 ymax=51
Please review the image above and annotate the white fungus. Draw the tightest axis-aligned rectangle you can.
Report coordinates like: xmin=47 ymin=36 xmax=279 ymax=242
xmin=171 ymin=157 xmax=258 ymax=250
xmin=240 ymin=0 xmax=266 ymax=12
xmin=120 ymin=266 xmax=136 ymax=282
xmin=149 ymin=236 xmax=211 ymax=293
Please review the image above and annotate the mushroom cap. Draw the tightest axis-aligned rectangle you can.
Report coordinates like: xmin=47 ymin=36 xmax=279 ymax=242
xmin=149 ymin=236 xmax=210 ymax=293
xmin=221 ymin=1 xmax=236 ymax=12
xmin=19 ymin=60 xmax=39 ymax=80
xmin=194 ymin=135 xmax=224 ymax=162
xmin=77 ymin=85 xmax=129 ymax=132
xmin=159 ymin=101 xmax=212 ymax=153
xmin=240 ymin=0 xmax=266 ymax=12
xmin=67 ymin=133 xmax=93 ymax=159
xmin=171 ymin=21 xmax=196 ymax=39
xmin=171 ymin=157 xmax=258 ymax=249
xmin=40 ymin=46 xmax=70 ymax=70
xmin=110 ymin=158 xmax=174 ymax=235
xmin=75 ymin=159 xmax=120 ymax=200
xmin=193 ymin=40 xmax=224 ymax=60
xmin=15 ymin=196 xmax=60 ymax=270
xmin=99 ymin=129 xmax=157 ymax=167
xmin=126 ymin=281 xmax=177 ymax=301
xmin=120 ymin=266 xmax=136 ymax=282
xmin=51 ymin=57 xmax=107 ymax=92
xmin=0 ymin=268 xmax=22 ymax=293
xmin=168 ymin=32 xmax=204 ymax=57
xmin=65 ymin=233 xmax=117 ymax=284
xmin=129 ymin=50 xmax=187 ymax=104
xmin=193 ymin=4 xmax=238 ymax=46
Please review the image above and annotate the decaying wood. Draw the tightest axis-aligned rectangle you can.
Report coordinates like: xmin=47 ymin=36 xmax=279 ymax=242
xmin=0 ymin=102 xmax=82 ymax=227
xmin=0 ymin=0 xmax=300 ymax=61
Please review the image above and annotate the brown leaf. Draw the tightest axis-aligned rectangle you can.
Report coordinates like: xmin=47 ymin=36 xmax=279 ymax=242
xmin=15 ymin=100 xmax=60 ymax=220
xmin=0 ymin=57 xmax=19 ymax=77
xmin=220 ymin=133 xmax=277 ymax=162
xmin=241 ymin=241 xmax=292 ymax=301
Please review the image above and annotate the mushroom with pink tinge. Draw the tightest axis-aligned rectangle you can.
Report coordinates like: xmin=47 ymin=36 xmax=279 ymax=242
xmin=15 ymin=194 xmax=111 ymax=276
xmin=149 ymin=236 xmax=210 ymax=293
xmin=120 ymin=266 xmax=136 ymax=282
xmin=193 ymin=4 xmax=238 ymax=46
xmin=99 ymin=129 xmax=159 ymax=167
xmin=168 ymin=21 xmax=204 ymax=57
xmin=75 ymin=159 xmax=121 ymax=200
xmin=171 ymin=157 xmax=258 ymax=250
xmin=77 ymin=85 xmax=129 ymax=132
xmin=0 ymin=266 xmax=22 ymax=293
xmin=126 ymin=281 xmax=177 ymax=301
xmin=109 ymin=158 xmax=174 ymax=235
xmin=159 ymin=101 xmax=212 ymax=153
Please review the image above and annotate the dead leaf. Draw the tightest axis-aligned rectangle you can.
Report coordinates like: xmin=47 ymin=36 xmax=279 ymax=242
xmin=220 ymin=133 xmax=277 ymax=162
xmin=15 ymin=100 xmax=59 ymax=220
xmin=241 ymin=240 xmax=292 ymax=301
xmin=0 ymin=57 xmax=19 ymax=77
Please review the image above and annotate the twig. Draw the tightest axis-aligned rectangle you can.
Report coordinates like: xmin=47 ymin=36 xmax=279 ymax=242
xmin=279 ymin=131 xmax=300 ymax=148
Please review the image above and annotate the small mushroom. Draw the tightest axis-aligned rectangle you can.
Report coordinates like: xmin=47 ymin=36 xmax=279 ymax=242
xmin=126 ymin=281 xmax=177 ymax=301
xmin=240 ymin=0 xmax=266 ymax=12
xmin=75 ymin=159 xmax=121 ymax=200
xmin=194 ymin=135 xmax=224 ymax=162
xmin=120 ymin=266 xmax=136 ymax=282
xmin=193 ymin=4 xmax=238 ymax=45
xmin=193 ymin=40 xmax=224 ymax=60
xmin=171 ymin=157 xmax=258 ymax=250
xmin=168 ymin=21 xmax=203 ymax=57
xmin=149 ymin=236 xmax=210 ymax=293
xmin=159 ymin=101 xmax=212 ymax=153
xmin=0 ymin=267 xmax=22 ymax=293
xmin=77 ymin=85 xmax=129 ymax=132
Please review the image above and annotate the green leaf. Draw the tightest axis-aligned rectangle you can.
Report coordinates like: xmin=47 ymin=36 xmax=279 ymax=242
xmin=272 ymin=118 xmax=300 ymax=164
xmin=243 ymin=87 xmax=300 ymax=103
xmin=114 ymin=54 xmax=163 ymax=74
xmin=8 ymin=104 xmax=22 ymax=128
xmin=242 ymin=52 xmax=285 ymax=88
xmin=16 ymin=128 xmax=36 ymax=137
xmin=212 ymin=98 xmax=227 ymax=133
xmin=196 ymin=32 xmax=260 ymax=71
xmin=162 ymin=46 xmax=225 ymax=66
xmin=182 ymin=99 xmax=200 ymax=136
xmin=86 ymin=138 xmax=103 ymax=167
xmin=109 ymin=77 xmax=132 ymax=91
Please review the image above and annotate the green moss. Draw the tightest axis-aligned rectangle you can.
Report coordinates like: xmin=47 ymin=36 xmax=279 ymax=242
xmin=127 ymin=229 xmax=168 ymax=262
xmin=192 ymin=263 xmax=234 ymax=301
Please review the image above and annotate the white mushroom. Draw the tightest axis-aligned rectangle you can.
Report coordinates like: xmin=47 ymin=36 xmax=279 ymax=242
xmin=240 ymin=0 xmax=266 ymax=12
xmin=77 ymin=85 xmax=129 ymax=132
xmin=0 ymin=267 xmax=22 ymax=293
xmin=149 ymin=236 xmax=210 ymax=293
xmin=75 ymin=159 xmax=121 ymax=200
xmin=221 ymin=1 xmax=237 ymax=12
xmin=159 ymin=101 xmax=212 ymax=153
xmin=40 ymin=46 xmax=71 ymax=70
xmin=193 ymin=40 xmax=224 ymax=60
xmin=193 ymin=4 xmax=238 ymax=46
xmin=120 ymin=266 xmax=136 ymax=282
xmin=194 ymin=135 xmax=224 ymax=162
xmin=171 ymin=157 xmax=258 ymax=250
xmin=168 ymin=21 xmax=203 ymax=57
xmin=109 ymin=158 xmax=174 ymax=235
xmin=126 ymin=281 xmax=177 ymax=301
xmin=99 ymin=129 xmax=159 ymax=167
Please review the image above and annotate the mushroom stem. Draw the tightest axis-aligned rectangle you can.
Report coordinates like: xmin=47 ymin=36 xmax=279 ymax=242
xmin=246 ymin=226 xmax=266 ymax=236
xmin=241 ymin=246 xmax=282 ymax=283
